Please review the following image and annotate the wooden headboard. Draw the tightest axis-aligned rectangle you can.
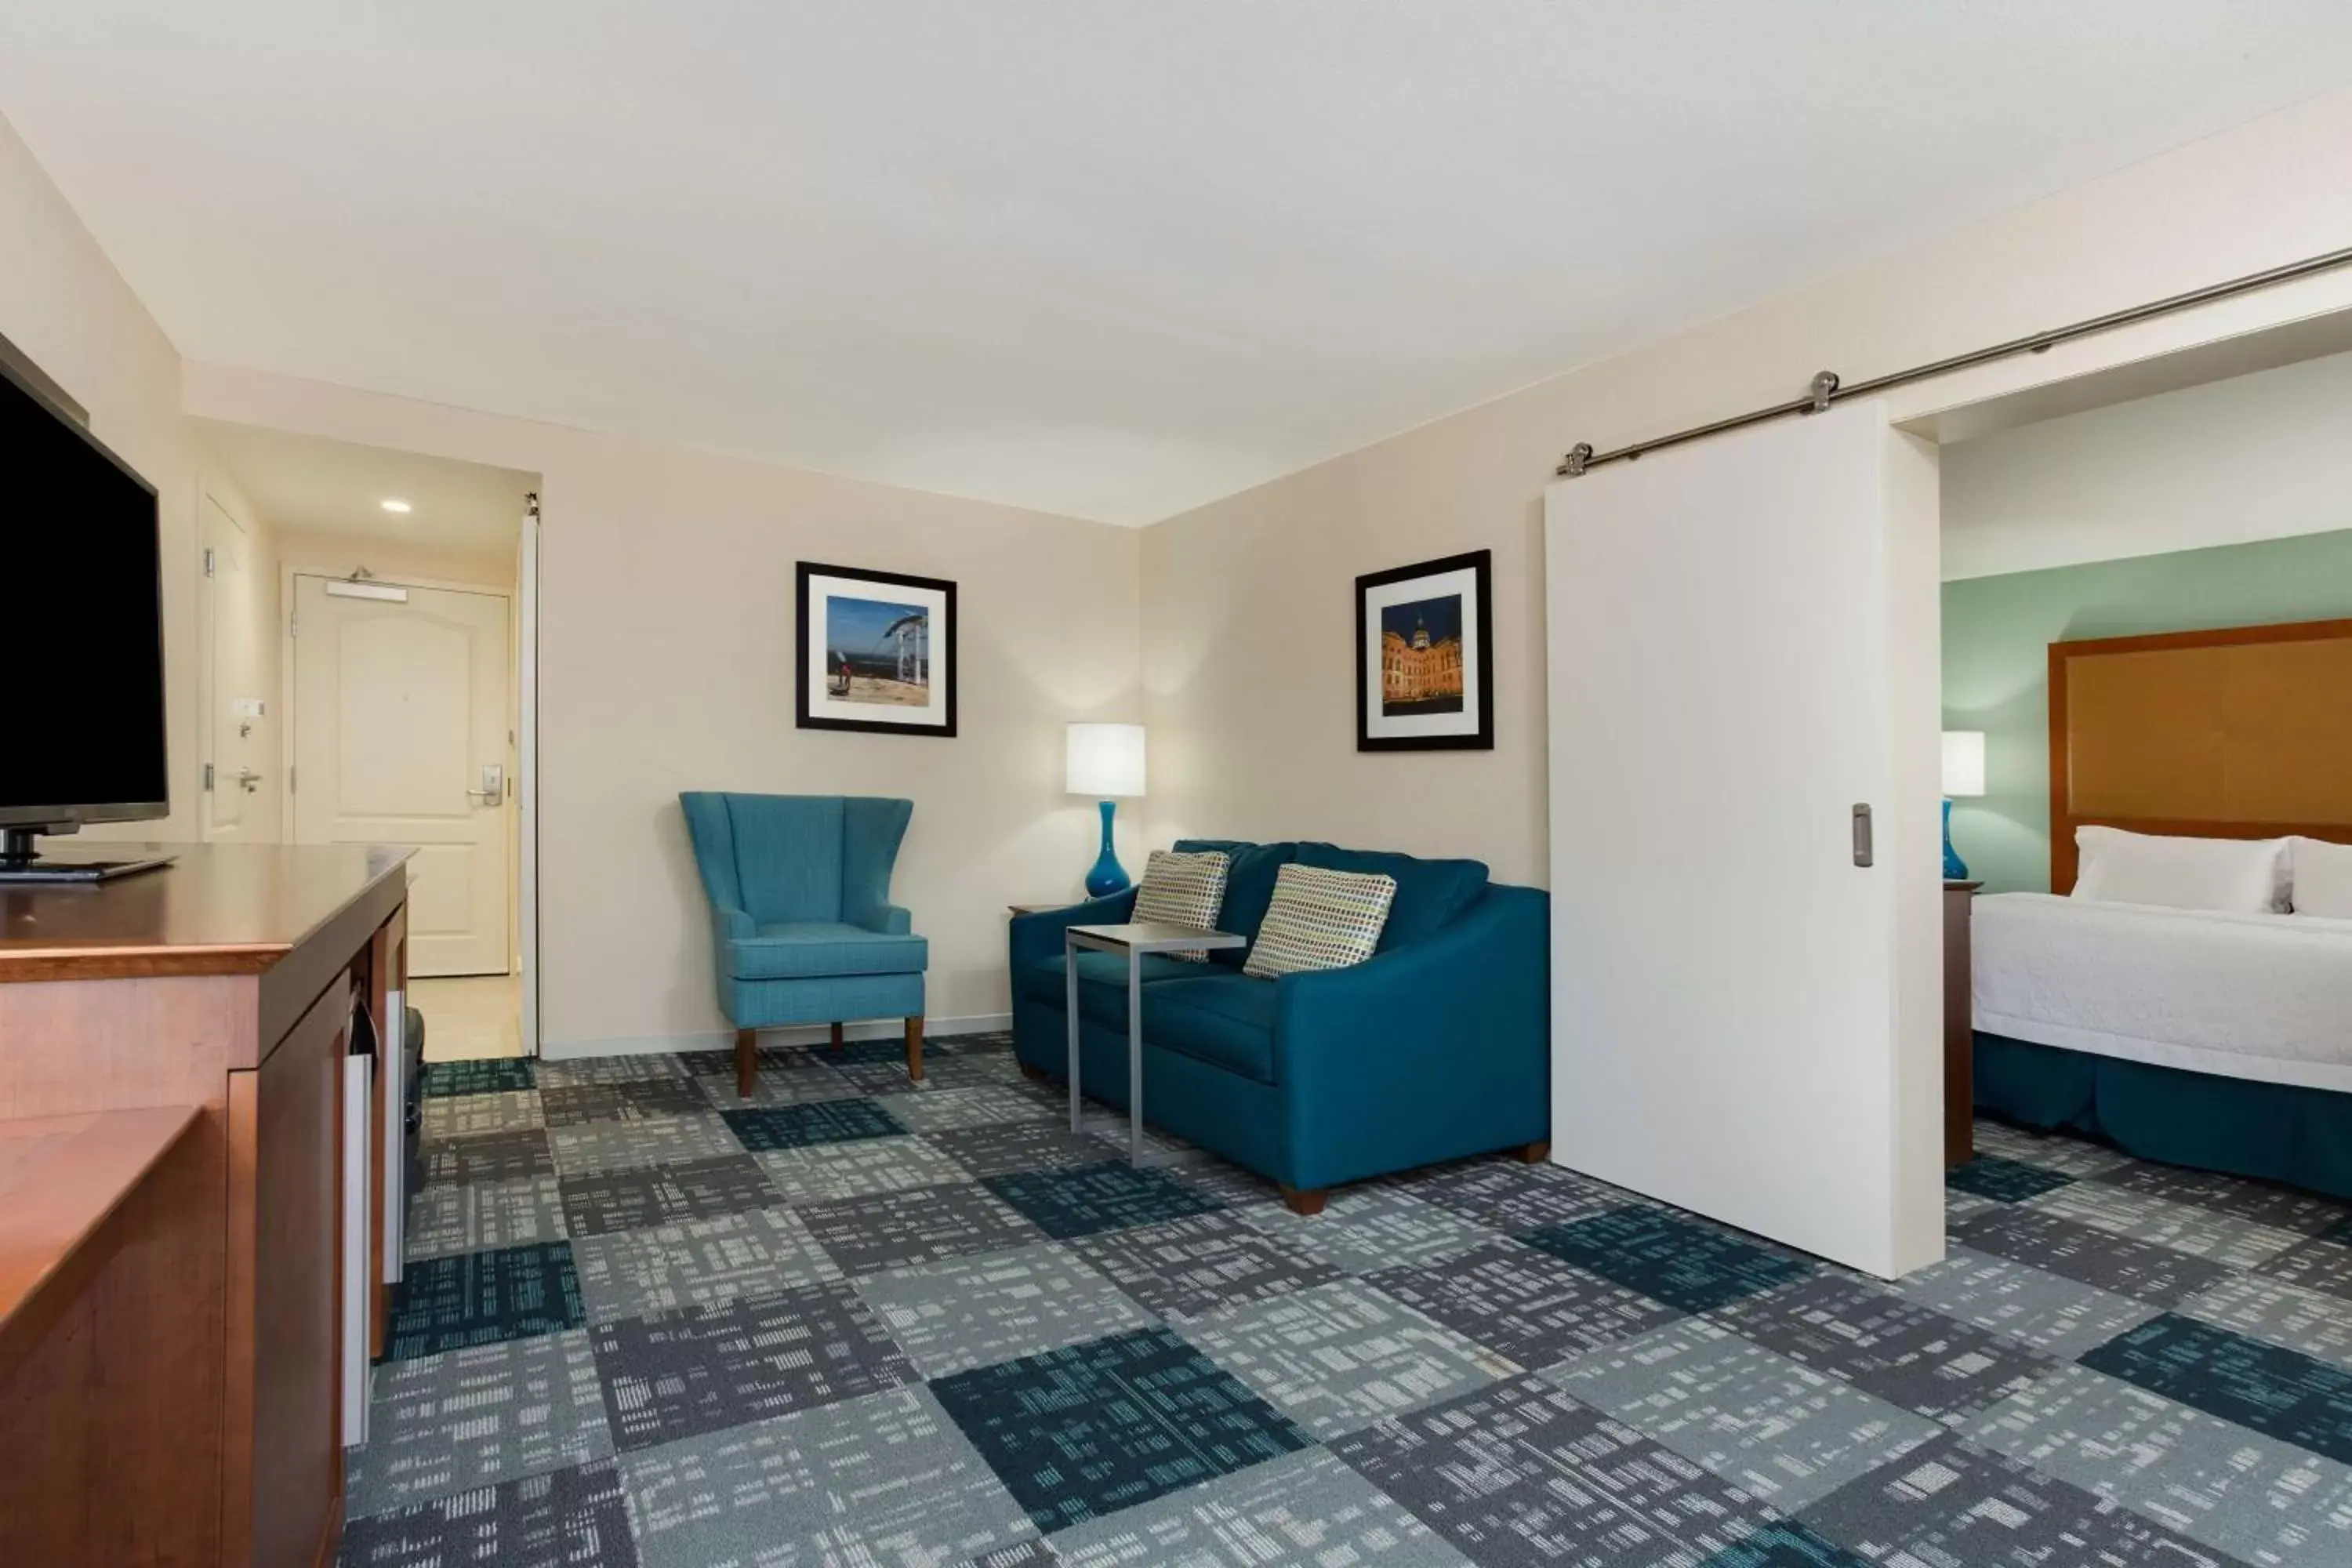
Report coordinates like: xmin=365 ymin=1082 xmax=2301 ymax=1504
xmin=2049 ymin=617 xmax=2352 ymax=892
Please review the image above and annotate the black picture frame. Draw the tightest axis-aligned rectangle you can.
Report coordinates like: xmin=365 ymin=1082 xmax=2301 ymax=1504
xmin=795 ymin=561 xmax=959 ymax=738
xmin=1356 ymin=548 xmax=1494 ymax=752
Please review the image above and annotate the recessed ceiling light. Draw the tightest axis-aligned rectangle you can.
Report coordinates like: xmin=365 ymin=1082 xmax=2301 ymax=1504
xmin=379 ymin=498 xmax=412 ymax=514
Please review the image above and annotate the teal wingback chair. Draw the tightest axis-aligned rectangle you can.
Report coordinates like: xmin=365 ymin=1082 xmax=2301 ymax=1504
xmin=680 ymin=792 xmax=927 ymax=1096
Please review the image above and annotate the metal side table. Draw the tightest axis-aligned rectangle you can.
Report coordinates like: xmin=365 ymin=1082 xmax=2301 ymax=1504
xmin=1065 ymin=922 xmax=1246 ymax=1165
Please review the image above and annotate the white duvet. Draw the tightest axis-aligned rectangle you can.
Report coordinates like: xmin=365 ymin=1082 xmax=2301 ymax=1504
xmin=1972 ymin=892 xmax=2352 ymax=1092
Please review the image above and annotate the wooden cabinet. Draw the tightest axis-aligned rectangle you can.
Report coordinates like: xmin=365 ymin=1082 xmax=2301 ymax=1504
xmin=0 ymin=844 xmax=408 ymax=1568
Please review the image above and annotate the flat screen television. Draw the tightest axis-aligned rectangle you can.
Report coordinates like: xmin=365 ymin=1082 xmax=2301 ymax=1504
xmin=0 ymin=348 xmax=173 ymax=880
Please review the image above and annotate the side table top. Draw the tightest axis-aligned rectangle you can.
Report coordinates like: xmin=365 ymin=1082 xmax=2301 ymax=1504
xmin=1067 ymin=922 xmax=1247 ymax=954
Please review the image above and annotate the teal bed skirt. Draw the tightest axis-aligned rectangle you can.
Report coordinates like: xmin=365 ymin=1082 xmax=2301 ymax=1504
xmin=1976 ymin=1032 xmax=2352 ymax=1202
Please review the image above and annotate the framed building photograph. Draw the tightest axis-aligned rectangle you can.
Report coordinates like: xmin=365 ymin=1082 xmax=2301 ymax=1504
xmin=796 ymin=561 xmax=958 ymax=736
xmin=1356 ymin=548 xmax=1492 ymax=751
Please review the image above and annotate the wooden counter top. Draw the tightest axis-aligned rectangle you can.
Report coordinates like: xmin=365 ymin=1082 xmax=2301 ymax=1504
xmin=0 ymin=1104 xmax=201 ymax=1378
xmin=0 ymin=842 xmax=412 ymax=983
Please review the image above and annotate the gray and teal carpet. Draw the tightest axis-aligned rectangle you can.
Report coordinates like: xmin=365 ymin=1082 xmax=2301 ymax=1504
xmin=343 ymin=1031 xmax=2352 ymax=1566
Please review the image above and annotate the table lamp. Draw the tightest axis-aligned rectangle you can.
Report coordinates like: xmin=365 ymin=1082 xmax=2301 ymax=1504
xmin=1066 ymin=723 xmax=1145 ymax=896
xmin=1941 ymin=730 xmax=1985 ymax=880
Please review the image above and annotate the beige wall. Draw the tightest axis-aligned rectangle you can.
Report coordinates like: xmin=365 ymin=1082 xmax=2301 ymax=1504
xmin=191 ymin=448 xmax=282 ymax=841
xmin=274 ymin=527 xmax=516 ymax=591
xmin=1139 ymin=91 xmax=2352 ymax=888
xmin=187 ymin=365 xmax=1144 ymax=1053
xmin=0 ymin=112 xmax=198 ymax=842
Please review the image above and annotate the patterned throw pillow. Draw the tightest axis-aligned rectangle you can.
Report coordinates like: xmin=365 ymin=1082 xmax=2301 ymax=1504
xmin=1131 ymin=848 xmax=1232 ymax=961
xmin=1243 ymin=862 xmax=1397 ymax=979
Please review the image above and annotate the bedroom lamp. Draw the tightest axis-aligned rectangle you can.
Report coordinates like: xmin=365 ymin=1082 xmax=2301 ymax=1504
xmin=1066 ymin=722 xmax=1146 ymax=896
xmin=1942 ymin=730 xmax=1986 ymax=880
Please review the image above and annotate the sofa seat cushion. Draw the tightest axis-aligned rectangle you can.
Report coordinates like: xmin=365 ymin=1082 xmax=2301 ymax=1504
xmin=1021 ymin=951 xmax=1204 ymax=1025
xmin=1141 ymin=973 xmax=1277 ymax=1084
xmin=728 ymin=922 xmax=928 ymax=981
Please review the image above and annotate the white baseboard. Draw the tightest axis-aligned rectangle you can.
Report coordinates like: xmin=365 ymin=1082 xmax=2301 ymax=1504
xmin=539 ymin=1012 xmax=1012 ymax=1062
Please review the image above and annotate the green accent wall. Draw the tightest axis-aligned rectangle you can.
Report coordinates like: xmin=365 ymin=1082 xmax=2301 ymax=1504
xmin=1940 ymin=528 xmax=2352 ymax=894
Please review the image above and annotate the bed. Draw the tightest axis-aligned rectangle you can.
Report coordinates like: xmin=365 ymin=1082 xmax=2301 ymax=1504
xmin=1970 ymin=616 xmax=2352 ymax=1198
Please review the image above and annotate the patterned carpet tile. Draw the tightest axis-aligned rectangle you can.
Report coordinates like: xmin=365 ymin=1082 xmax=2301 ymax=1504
xmin=621 ymin=1384 xmax=1039 ymax=1568
xmin=557 ymin=1154 xmax=781 ymax=1239
xmin=983 ymin=1160 xmax=1225 ymax=1240
xmin=2177 ymin=1272 xmax=2352 ymax=1373
xmin=1389 ymin=1158 xmax=1624 ymax=1234
xmin=339 ymin=1458 xmax=639 ymax=1568
xmin=1180 ymin=1277 xmax=1519 ymax=1440
xmin=422 ymin=1089 xmax=545 ymax=1141
xmin=2080 ymin=1312 xmax=2352 ymax=1466
xmin=569 ymin=1205 xmax=843 ymax=1323
xmin=1947 ymin=1154 xmax=2076 ymax=1204
xmin=1071 ymin=1210 xmax=1342 ymax=1319
xmin=352 ymin=1036 xmax=2352 ymax=1568
xmin=1236 ymin=1188 xmax=1504 ymax=1275
xmin=718 ymin=1096 xmax=905 ymax=1152
xmin=1332 ymin=1371 xmax=1785 ymax=1567
xmin=347 ymin=1330 xmax=612 ymax=1519
xmin=422 ymin=1127 xmax=556 ymax=1186
xmin=1889 ymin=1247 xmax=2165 ymax=1359
xmin=797 ymin=1180 xmax=1049 ymax=1276
xmin=1950 ymin=1205 xmax=2232 ymax=1308
xmin=931 ymin=1120 xmax=1133 ymax=1178
xmin=539 ymin=1077 xmax=712 ymax=1127
xmin=1798 ymin=1432 xmax=2250 ymax=1568
xmin=421 ymin=1058 xmax=538 ymax=1098
xmin=855 ymin=1240 xmax=1156 ymax=1378
xmin=1048 ymin=1447 xmax=1473 ymax=1568
xmin=1706 ymin=1273 xmax=2053 ymax=1425
xmin=1526 ymin=1205 xmax=1816 ymax=1315
xmin=546 ymin=1113 xmax=749 ymax=1178
xmin=384 ymin=1240 xmax=586 ymax=1363
xmin=1548 ymin=1317 xmax=1941 ymax=1512
xmin=404 ymin=1174 xmax=568 ymax=1263
xmin=2027 ymin=1180 xmax=2315 ymax=1271
xmin=754 ymin=1134 xmax=975 ymax=1204
xmin=930 ymin=1324 xmax=1312 ymax=1534
xmin=592 ymin=1279 xmax=913 ymax=1452
xmin=1962 ymin=1363 xmax=2351 ymax=1567
xmin=1367 ymin=1238 xmax=1683 ymax=1370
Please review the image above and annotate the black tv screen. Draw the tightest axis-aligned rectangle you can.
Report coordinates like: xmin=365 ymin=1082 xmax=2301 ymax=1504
xmin=0 ymin=358 xmax=167 ymax=829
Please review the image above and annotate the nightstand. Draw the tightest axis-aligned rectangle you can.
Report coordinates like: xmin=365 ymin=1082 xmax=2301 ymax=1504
xmin=1944 ymin=880 xmax=1981 ymax=1165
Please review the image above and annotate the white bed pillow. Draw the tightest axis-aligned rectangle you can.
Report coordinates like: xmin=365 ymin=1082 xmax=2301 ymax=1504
xmin=2071 ymin=826 xmax=2288 ymax=914
xmin=2291 ymin=837 xmax=2352 ymax=918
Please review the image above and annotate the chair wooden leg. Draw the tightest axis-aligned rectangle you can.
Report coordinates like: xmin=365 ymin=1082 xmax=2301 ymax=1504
xmin=905 ymin=1014 xmax=925 ymax=1082
xmin=1018 ymin=1060 xmax=1050 ymax=1083
xmin=1279 ymin=1186 xmax=1327 ymax=1217
xmin=830 ymin=1022 xmax=845 ymax=1050
xmin=1515 ymin=1141 xmax=1552 ymax=1164
xmin=735 ymin=1027 xmax=757 ymax=1098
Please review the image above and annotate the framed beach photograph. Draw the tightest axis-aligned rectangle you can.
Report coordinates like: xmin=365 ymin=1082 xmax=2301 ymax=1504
xmin=1356 ymin=548 xmax=1492 ymax=751
xmin=796 ymin=561 xmax=958 ymax=736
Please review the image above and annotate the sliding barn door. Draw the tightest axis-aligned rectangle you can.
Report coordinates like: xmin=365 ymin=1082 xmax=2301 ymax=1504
xmin=1544 ymin=400 xmax=1943 ymax=1279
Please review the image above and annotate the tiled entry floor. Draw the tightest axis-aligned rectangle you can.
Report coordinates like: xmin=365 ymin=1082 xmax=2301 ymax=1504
xmin=345 ymin=1032 xmax=2352 ymax=1567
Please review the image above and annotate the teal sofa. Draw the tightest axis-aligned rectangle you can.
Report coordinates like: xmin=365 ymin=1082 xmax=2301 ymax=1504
xmin=1009 ymin=839 xmax=1549 ymax=1210
xmin=681 ymin=792 xmax=927 ymax=1096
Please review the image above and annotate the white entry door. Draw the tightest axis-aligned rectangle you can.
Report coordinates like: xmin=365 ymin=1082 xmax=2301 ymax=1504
xmin=1544 ymin=400 xmax=1944 ymax=1279
xmin=292 ymin=575 xmax=512 ymax=977
xmin=199 ymin=491 xmax=268 ymax=838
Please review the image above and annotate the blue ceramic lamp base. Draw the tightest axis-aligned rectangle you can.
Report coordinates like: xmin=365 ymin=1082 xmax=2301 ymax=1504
xmin=1942 ymin=797 xmax=1969 ymax=880
xmin=1084 ymin=799 xmax=1131 ymax=896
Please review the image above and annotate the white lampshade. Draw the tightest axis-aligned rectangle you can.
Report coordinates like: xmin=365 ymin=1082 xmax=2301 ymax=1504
xmin=1066 ymin=723 xmax=1146 ymax=798
xmin=1941 ymin=731 xmax=1986 ymax=798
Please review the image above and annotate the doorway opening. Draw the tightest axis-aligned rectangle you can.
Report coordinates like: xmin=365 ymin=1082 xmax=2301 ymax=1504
xmin=191 ymin=418 xmax=543 ymax=1061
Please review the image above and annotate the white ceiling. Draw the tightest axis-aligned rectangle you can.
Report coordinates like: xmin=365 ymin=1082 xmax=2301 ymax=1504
xmin=7 ymin=4 xmax=2351 ymax=524
xmin=195 ymin=419 xmax=532 ymax=556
